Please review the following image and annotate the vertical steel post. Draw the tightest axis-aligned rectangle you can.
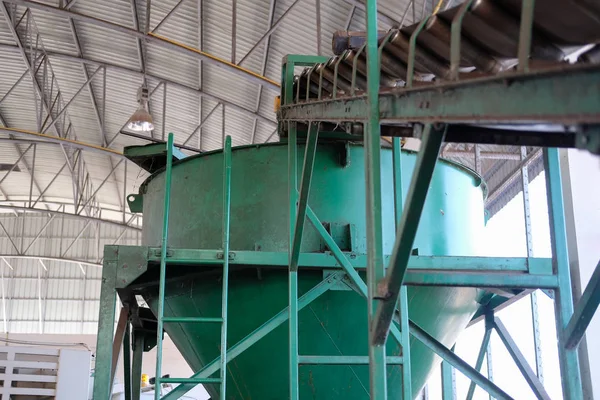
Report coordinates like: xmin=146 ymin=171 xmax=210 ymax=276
xmin=543 ymin=148 xmax=582 ymax=399
xmin=392 ymin=137 xmax=411 ymax=400
xmin=520 ymin=146 xmax=544 ymax=382
xmin=131 ymin=333 xmax=144 ymax=400
xmin=486 ymin=340 xmax=494 ymax=400
xmin=154 ymin=133 xmax=174 ymax=400
xmin=288 ymin=122 xmax=319 ymax=400
xmin=365 ymin=0 xmax=386 ymax=397
xmin=373 ymin=125 xmax=445 ymax=344
xmin=123 ymin=322 xmax=132 ymax=400
xmin=441 ymin=360 xmax=455 ymax=400
xmin=219 ymin=136 xmax=232 ymax=400
xmin=288 ymin=119 xmax=299 ymax=400
xmin=92 ymin=259 xmax=118 ymax=400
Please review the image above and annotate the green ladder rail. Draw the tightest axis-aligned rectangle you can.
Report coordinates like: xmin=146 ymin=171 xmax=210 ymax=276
xmin=154 ymin=134 xmax=232 ymax=400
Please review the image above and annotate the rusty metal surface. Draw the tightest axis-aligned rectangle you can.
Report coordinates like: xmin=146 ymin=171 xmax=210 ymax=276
xmin=292 ymin=0 xmax=600 ymax=99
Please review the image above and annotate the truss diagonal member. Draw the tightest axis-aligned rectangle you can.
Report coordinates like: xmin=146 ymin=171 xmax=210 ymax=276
xmin=305 ymin=205 xmax=403 ymax=344
xmin=41 ymin=65 xmax=103 ymax=134
xmin=22 ymin=214 xmax=57 ymax=255
xmin=372 ymin=124 xmax=446 ymax=346
xmin=60 ymin=219 xmax=92 ymax=258
xmin=466 ymin=327 xmax=493 ymax=400
xmin=160 ymin=271 xmax=345 ymax=400
xmin=0 ymin=69 xmax=28 ymax=107
xmin=493 ymin=317 xmax=551 ymax=400
xmin=410 ymin=320 xmax=514 ymax=400
xmin=2 ymin=0 xmax=279 ymax=91
xmin=77 ymin=159 xmax=124 ymax=214
xmin=237 ymin=0 xmax=303 ymax=65
xmin=0 ymin=220 xmax=19 ymax=254
xmin=0 ymin=144 xmax=33 ymax=187
xmin=564 ymin=259 xmax=600 ymax=350
xmin=289 ymin=122 xmax=319 ymax=272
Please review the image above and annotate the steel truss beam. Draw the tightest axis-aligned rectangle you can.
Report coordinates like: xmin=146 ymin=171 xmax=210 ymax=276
xmin=0 ymin=205 xmax=141 ymax=231
xmin=0 ymin=45 xmax=276 ymax=129
xmin=279 ymin=64 xmax=600 ymax=125
xmin=3 ymin=0 xmax=279 ymax=91
xmin=0 ymin=128 xmax=126 ymax=159
xmin=0 ymin=254 xmax=101 ymax=268
xmin=0 ymin=7 xmax=108 ymax=219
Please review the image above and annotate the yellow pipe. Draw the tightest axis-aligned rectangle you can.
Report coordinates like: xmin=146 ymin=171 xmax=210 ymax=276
xmin=0 ymin=127 xmax=124 ymax=156
xmin=432 ymin=0 xmax=446 ymax=15
xmin=149 ymin=33 xmax=281 ymax=88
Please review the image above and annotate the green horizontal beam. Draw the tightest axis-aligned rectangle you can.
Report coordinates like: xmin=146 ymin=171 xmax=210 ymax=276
xmin=406 ymin=271 xmax=558 ymax=289
xmin=279 ymin=64 xmax=600 ymax=125
xmin=147 ymin=248 xmax=551 ymax=273
xmin=160 ymin=378 xmax=221 ymax=384
xmin=298 ymin=356 xmax=403 ymax=365
xmin=162 ymin=317 xmax=223 ymax=323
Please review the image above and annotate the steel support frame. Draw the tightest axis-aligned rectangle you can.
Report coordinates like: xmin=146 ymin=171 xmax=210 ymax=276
xmin=275 ymin=0 xmax=591 ymax=396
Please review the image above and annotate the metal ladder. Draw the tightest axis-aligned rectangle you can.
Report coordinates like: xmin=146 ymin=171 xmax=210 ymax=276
xmin=153 ymin=133 xmax=232 ymax=400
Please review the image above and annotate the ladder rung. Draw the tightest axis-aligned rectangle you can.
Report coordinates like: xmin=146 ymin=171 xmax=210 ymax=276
xmin=165 ymin=259 xmax=225 ymax=265
xmin=162 ymin=317 xmax=223 ymax=323
xmin=159 ymin=377 xmax=222 ymax=384
xmin=298 ymin=355 xmax=404 ymax=365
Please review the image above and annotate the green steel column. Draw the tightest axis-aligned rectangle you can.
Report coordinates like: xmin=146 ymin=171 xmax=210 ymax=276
xmin=123 ymin=323 xmax=132 ymax=400
xmin=132 ymin=334 xmax=144 ymax=400
xmin=92 ymin=260 xmax=118 ymax=400
xmin=220 ymin=136 xmax=232 ymax=400
xmin=288 ymin=120 xmax=299 ymax=400
xmin=364 ymin=0 xmax=386 ymax=397
xmin=373 ymin=125 xmax=445 ymax=345
xmin=441 ymin=360 xmax=455 ymax=400
xmin=543 ymin=148 xmax=583 ymax=399
xmin=289 ymin=122 xmax=319 ymax=400
xmin=392 ymin=137 xmax=411 ymax=400
xmin=399 ymin=286 xmax=411 ymax=400
xmin=154 ymin=133 xmax=174 ymax=400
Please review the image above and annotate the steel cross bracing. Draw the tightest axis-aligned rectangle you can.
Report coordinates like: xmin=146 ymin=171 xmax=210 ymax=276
xmin=0 ymin=6 xmax=139 ymax=232
xmin=274 ymin=0 xmax=600 ymax=397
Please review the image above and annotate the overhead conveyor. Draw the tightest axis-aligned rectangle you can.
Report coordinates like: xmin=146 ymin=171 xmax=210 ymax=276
xmin=278 ymin=0 xmax=600 ymax=154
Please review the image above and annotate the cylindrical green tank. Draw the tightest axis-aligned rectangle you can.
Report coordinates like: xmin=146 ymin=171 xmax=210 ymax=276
xmin=138 ymin=143 xmax=486 ymax=400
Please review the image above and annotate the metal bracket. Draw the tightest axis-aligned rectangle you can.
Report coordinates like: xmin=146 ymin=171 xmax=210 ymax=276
xmin=127 ymin=193 xmax=143 ymax=213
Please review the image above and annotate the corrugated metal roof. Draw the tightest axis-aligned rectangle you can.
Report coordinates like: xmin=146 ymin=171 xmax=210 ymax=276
xmin=0 ymin=213 xmax=133 ymax=334
xmin=0 ymin=0 xmax=552 ymax=332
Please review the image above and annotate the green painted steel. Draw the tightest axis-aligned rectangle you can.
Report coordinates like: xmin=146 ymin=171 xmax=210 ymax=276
xmin=153 ymin=133 xmax=174 ymax=400
xmin=364 ymin=0 xmax=386 ymax=397
xmin=564 ymin=259 xmax=600 ymax=350
xmin=543 ymin=148 xmax=583 ymax=399
xmin=373 ymin=124 xmax=445 ymax=345
xmin=278 ymin=65 xmax=600 ymax=124
xmin=139 ymin=143 xmax=486 ymax=399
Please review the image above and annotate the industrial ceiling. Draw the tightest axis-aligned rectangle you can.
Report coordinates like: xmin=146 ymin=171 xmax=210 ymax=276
xmin=0 ymin=0 xmax=539 ymax=332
